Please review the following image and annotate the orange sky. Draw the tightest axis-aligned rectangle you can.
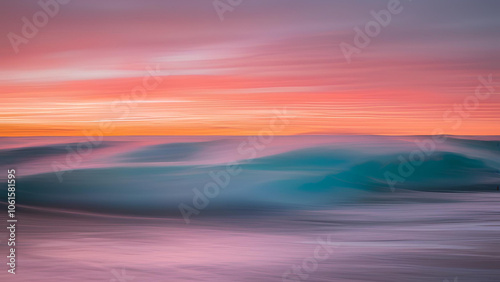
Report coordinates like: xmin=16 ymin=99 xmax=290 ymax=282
xmin=0 ymin=0 xmax=499 ymax=136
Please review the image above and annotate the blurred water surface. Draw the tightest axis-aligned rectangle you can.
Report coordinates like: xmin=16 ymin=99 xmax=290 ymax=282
xmin=0 ymin=136 xmax=499 ymax=281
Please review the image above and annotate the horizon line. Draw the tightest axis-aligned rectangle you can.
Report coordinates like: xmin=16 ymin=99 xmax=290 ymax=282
xmin=2 ymin=134 xmax=500 ymax=138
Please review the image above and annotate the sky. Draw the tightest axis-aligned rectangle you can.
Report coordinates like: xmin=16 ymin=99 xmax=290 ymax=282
xmin=0 ymin=0 xmax=499 ymax=136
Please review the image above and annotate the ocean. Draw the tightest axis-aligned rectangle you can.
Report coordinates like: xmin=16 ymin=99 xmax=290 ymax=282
xmin=0 ymin=135 xmax=499 ymax=281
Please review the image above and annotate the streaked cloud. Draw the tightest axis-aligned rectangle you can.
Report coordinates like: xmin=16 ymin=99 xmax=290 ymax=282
xmin=0 ymin=0 xmax=499 ymax=135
